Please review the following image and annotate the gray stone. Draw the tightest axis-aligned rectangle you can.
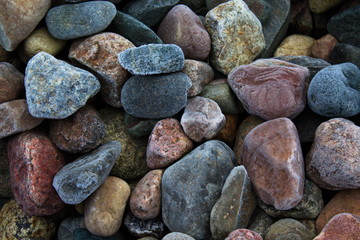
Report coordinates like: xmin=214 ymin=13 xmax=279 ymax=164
xmin=248 ymin=209 xmax=275 ymax=238
xmin=330 ymin=43 xmax=360 ymax=68
xmin=58 ymin=217 xmax=86 ymax=240
xmin=0 ymin=62 xmax=24 ymax=104
xmin=265 ymin=218 xmax=316 ymax=240
xmin=73 ymin=228 xmax=121 ymax=240
xmin=124 ymin=212 xmax=164 ymax=239
xmin=125 ymin=113 xmax=159 ymax=138
xmin=162 ymin=232 xmax=196 ymax=240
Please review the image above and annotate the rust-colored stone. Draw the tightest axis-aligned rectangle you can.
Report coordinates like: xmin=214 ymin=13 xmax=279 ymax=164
xmin=0 ymin=62 xmax=24 ymax=104
xmin=215 ymin=114 xmax=239 ymax=146
xmin=310 ymin=34 xmax=338 ymax=61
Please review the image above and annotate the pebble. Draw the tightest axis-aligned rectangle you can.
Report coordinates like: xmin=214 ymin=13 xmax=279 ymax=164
xmin=0 ymin=139 xmax=12 ymax=197
xmin=248 ymin=209 xmax=275 ymax=238
xmin=210 ymin=166 xmax=257 ymax=240
xmin=0 ymin=0 xmax=51 ymax=51
xmin=215 ymin=114 xmax=238 ymax=146
xmin=118 ymin=44 xmax=185 ymax=75
xmin=310 ymin=34 xmax=338 ymax=61
xmin=242 ymin=118 xmax=305 ymax=210
xmin=125 ymin=113 xmax=159 ymax=138
xmin=85 ymin=176 xmax=130 ymax=237
xmin=244 ymin=0 xmax=271 ymax=24
xmin=139 ymin=237 xmax=158 ymax=240
xmin=25 ymin=52 xmax=100 ymax=119
xmin=228 ymin=59 xmax=310 ymax=120
xmin=180 ymin=96 xmax=225 ymax=142
xmin=121 ymin=73 xmax=192 ymax=119
xmin=46 ymin=1 xmax=117 ymax=40
xmin=57 ymin=217 xmax=86 ymax=240
xmin=124 ymin=212 xmax=165 ymax=239
xmin=179 ymin=0 xmax=205 ymax=11
xmin=309 ymin=0 xmax=345 ymax=14
xmin=0 ymin=62 xmax=24 ymax=104
xmin=52 ymin=141 xmax=121 ymax=204
xmin=205 ymin=0 xmax=265 ymax=74
xmin=330 ymin=43 xmax=360 ymax=68
xmin=157 ymin=5 xmax=211 ymax=60
xmin=225 ymin=229 xmax=263 ymax=240
xmin=69 ymin=32 xmax=135 ymax=108
xmin=265 ymin=218 xmax=316 ymax=240
xmin=274 ymin=34 xmax=316 ymax=57
xmin=162 ymin=140 xmax=235 ymax=239
xmin=162 ymin=232 xmax=196 ymax=240
xmin=73 ymin=228 xmax=121 ymax=240
xmin=146 ymin=119 xmax=193 ymax=169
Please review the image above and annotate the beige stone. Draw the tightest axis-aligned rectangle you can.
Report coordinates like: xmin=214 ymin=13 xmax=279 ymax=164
xmin=274 ymin=34 xmax=316 ymax=57
xmin=309 ymin=0 xmax=345 ymax=14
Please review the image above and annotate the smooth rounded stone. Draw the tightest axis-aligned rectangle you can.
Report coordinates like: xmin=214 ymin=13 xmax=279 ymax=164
xmin=7 ymin=131 xmax=65 ymax=216
xmin=313 ymin=213 xmax=360 ymax=240
xmin=73 ymin=228 xmax=121 ymax=240
xmin=205 ymin=0 xmax=265 ymax=75
xmin=265 ymin=219 xmax=316 ymax=240
xmin=330 ymin=43 xmax=360 ymax=68
xmin=0 ymin=99 xmax=44 ymax=139
xmin=0 ymin=62 xmax=24 ymax=104
xmin=118 ymin=44 xmax=184 ymax=75
xmin=53 ymin=141 xmax=121 ymax=204
xmin=58 ymin=217 xmax=86 ymax=240
xmin=242 ymin=118 xmax=305 ymax=210
xmin=157 ymin=5 xmax=211 ymax=60
xmin=121 ymin=73 xmax=192 ymax=119
xmin=210 ymin=166 xmax=257 ymax=240
xmin=162 ymin=232 xmax=196 ymax=240
xmin=124 ymin=212 xmax=165 ymax=238
xmin=225 ymin=229 xmax=263 ymax=240
xmin=0 ymin=0 xmax=51 ymax=51
xmin=0 ymin=200 xmax=56 ymax=240
xmin=310 ymin=34 xmax=338 ymax=61
xmin=0 ymin=139 xmax=12 ymax=197
xmin=180 ymin=96 xmax=225 ymax=142
xmin=215 ymin=114 xmax=238 ymax=146
xmin=309 ymin=0 xmax=345 ymax=13
xmin=130 ymin=170 xmax=164 ymax=220
xmin=46 ymin=1 xmax=116 ymax=40
xmin=248 ymin=209 xmax=275 ymax=238
xmin=69 ymin=32 xmax=135 ymax=108
xmin=181 ymin=60 xmax=214 ymax=97
xmin=306 ymin=118 xmax=360 ymax=190
xmin=228 ymin=59 xmax=310 ymax=120
xmin=25 ymin=52 xmax=100 ymax=119
xmin=85 ymin=176 xmax=130 ymax=237
xmin=327 ymin=5 xmax=360 ymax=48
xmin=147 ymin=119 xmax=193 ymax=169
xmin=125 ymin=113 xmax=159 ymax=138
xmin=162 ymin=140 xmax=236 ymax=239
xmin=274 ymin=34 xmax=316 ymax=57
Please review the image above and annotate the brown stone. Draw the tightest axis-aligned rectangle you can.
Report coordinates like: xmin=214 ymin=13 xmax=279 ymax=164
xmin=291 ymin=2 xmax=313 ymax=35
xmin=225 ymin=229 xmax=263 ymax=240
xmin=215 ymin=114 xmax=238 ymax=146
xmin=310 ymin=34 xmax=338 ymax=61
xmin=0 ymin=62 xmax=24 ymax=104
xmin=274 ymin=34 xmax=316 ymax=57
xmin=265 ymin=218 xmax=315 ymax=240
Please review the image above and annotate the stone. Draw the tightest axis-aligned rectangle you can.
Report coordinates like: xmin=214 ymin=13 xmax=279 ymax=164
xmin=46 ymin=1 xmax=117 ymax=40
xmin=274 ymin=34 xmax=316 ymax=57
xmin=0 ymin=139 xmax=12 ymax=197
xmin=73 ymin=228 xmax=121 ymax=240
xmin=157 ymin=5 xmax=211 ymax=60
xmin=0 ymin=0 xmax=51 ymax=51
xmin=242 ymin=118 xmax=305 ymax=210
xmin=300 ymin=219 xmax=317 ymax=236
xmin=248 ymin=209 xmax=275 ymax=238
xmin=85 ymin=176 xmax=130 ymax=237
xmin=0 ymin=62 xmax=24 ymax=104
xmin=265 ymin=219 xmax=316 ymax=240
xmin=65 ymin=0 xmax=121 ymax=2
xmin=58 ymin=217 xmax=86 ymax=240
xmin=125 ymin=114 xmax=159 ymax=138
xmin=225 ymin=229 xmax=263 ymax=240
xmin=181 ymin=60 xmax=214 ymax=97
xmin=118 ymin=44 xmax=184 ymax=75
xmin=25 ymin=52 xmax=100 ymax=119
xmin=49 ymin=105 xmax=105 ymax=154
xmin=180 ymin=96 xmax=225 ymax=142
xmin=146 ymin=118 xmax=193 ymax=169
xmin=124 ymin=212 xmax=165 ymax=239
xmin=162 ymin=232 xmax=196 ymax=240
xmin=327 ymin=4 xmax=360 ymax=48
xmin=310 ymin=34 xmax=338 ymax=61
xmin=306 ymin=118 xmax=360 ymax=190
xmin=313 ymin=213 xmax=360 ymax=240
xmin=130 ymin=170 xmax=164 ymax=220
xmin=7 ymin=131 xmax=65 ymax=216
xmin=121 ymin=73 xmax=192 ymax=119
xmin=291 ymin=1 xmax=313 ymax=35
xmin=139 ymin=238 xmax=158 ymax=240
xmin=228 ymin=59 xmax=310 ymax=120
xmin=53 ymin=141 xmax=121 ymax=204
xmin=210 ymin=166 xmax=257 ymax=240
xmin=0 ymin=200 xmax=56 ymax=239
xmin=215 ymin=114 xmax=238 ymax=146
xmin=0 ymin=99 xmax=44 ymax=139
xmin=205 ymin=0 xmax=265 ymax=74
xmin=309 ymin=0 xmax=345 ymax=13
xmin=162 ymin=140 xmax=235 ymax=239
xmin=330 ymin=43 xmax=360 ymax=68
xmin=69 ymin=32 xmax=135 ymax=108
xmin=205 ymin=0 xmax=228 ymax=10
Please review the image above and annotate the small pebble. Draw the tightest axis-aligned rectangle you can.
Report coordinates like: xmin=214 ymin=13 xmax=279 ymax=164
xmin=274 ymin=34 xmax=316 ymax=57
xmin=0 ymin=62 xmax=24 ymax=104
xmin=265 ymin=218 xmax=315 ymax=240
xmin=124 ymin=212 xmax=165 ymax=239
xmin=225 ymin=229 xmax=263 ymax=240
xmin=310 ymin=34 xmax=338 ymax=61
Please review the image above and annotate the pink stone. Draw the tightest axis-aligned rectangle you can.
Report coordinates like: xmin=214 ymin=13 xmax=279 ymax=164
xmin=225 ymin=229 xmax=263 ymax=240
xmin=0 ymin=62 xmax=24 ymax=104
xmin=310 ymin=34 xmax=338 ymax=61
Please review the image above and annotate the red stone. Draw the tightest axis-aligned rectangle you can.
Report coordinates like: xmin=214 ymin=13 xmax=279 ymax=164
xmin=310 ymin=34 xmax=338 ymax=61
xmin=0 ymin=62 xmax=24 ymax=104
xmin=225 ymin=229 xmax=263 ymax=240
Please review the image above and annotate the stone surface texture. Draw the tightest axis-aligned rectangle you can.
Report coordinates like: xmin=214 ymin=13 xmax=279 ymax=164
xmin=57 ymin=217 xmax=86 ymax=240
xmin=265 ymin=218 xmax=315 ymax=240
xmin=310 ymin=34 xmax=338 ymax=61
xmin=309 ymin=0 xmax=345 ymax=13
xmin=162 ymin=232 xmax=196 ymax=240
xmin=124 ymin=212 xmax=164 ymax=238
xmin=274 ymin=34 xmax=316 ymax=57
xmin=0 ymin=62 xmax=24 ymax=104
xmin=225 ymin=229 xmax=263 ymax=240
xmin=330 ymin=43 xmax=360 ymax=68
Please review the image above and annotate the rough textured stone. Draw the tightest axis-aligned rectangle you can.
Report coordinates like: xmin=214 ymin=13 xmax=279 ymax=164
xmin=205 ymin=0 xmax=265 ymax=74
xmin=180 ymin=96 xmax=225 ymax=142
xmin=210 ymin=166 xmax=257 ymax=240
xmin=124 ymin=212 xmax=164 ymax=238
xmin=53 ymin=141 xmax=121 ymax=204
xmin=274 ymin=34 xmax=316 ymax=56
xmin=310 ymin=34 xmax=338 ymax=61
xmin=162 ymin=232 xmax=196 ymax=240
xmin=265 ymin=219 xmax=316 ymax=240
xmin=309 ymin=0 xmax=345 ymax=13
xmin=25 ymin=52 xmax=100 ymax=119
xmin=248 ymin=209 xmax=275 ymax=238
xmin=0 ymin=62 xmax=24 ymax=104
xmin=162 ymin=140 xmax=235 ymax=239
xmin=225 ymin=229 xmax=263 ymax=240
xmin=125 ymin=114 xmax=159 ymax=138
xmin=58 ymin=217 xmax=86 ymax=240
xmin=69 ymin=32 xmax=135 ymax=107
xmin=0 ymin=0 xmax=51 ymax=51
xmin=46 ymin=1 xmax=117 ymax=40
xmin=228 ymin=59 xmax=310 ymax=120
xmin=330 ymin=43 xmax=360 ymax=68
xmin=242 ymin=118 xmax=304 ymax=210
xmin=0 ymin=139 xmax=12 ymax=197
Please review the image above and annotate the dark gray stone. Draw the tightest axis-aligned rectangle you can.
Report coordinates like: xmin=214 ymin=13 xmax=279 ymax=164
xmin=73 ymin=228 xmax=120 ymax=240
xmin=162 ymin=140 xmax=236 ymax=240
xmin=121 ymin=72 xmax=192 ymax=119
xmin=124 ymin=113 xmax=159 ymax=137
xmin=330 ymin=43 xmax=360 ymax=68
xmin=118 ymin=44 xmax=184 ymax=75
xmin=46 ymin=1 xmax=117 ymax=40
xmin=58 ymin=217 xmax=86 ymax=240
xmin=53 ymin=141 xmax=121 ymax=204
xmin=248 ymin=208 xmax=275 ymax=238
xmin=124 ymin=212 xmax=164 ymax=239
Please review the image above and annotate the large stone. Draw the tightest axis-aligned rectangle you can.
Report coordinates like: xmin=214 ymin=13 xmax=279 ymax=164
xmin=330 ymin=43 xmax=360 ymax=68
xmin=0 ymin=62 xmax=24 ymax=104
xmin=225 ymin=229 xmax=263 ymax=240
xmin=265 ymin=218 xmax=315 ymax=240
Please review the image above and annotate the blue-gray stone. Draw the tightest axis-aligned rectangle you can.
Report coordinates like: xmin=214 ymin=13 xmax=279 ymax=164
xmin=58 ymin=217 xmax=86 ymax=240
xmin=162 ymin=140 xmax=236 ymax=240
xmin=330 ymin=43 xmax=360 ymax=69
xmin=25 ymin=52 xmax=100 ymax=119
xmin=118 ymin=44 xmax=185 ymax=75
xmin=46 ymin=1 xmax=117 ymax=40
xmin=52 ymin=141 xmax=121 ymax=205
xmin=307 ymin=63 xmax=360 ymax=117
xmin=121 ymin=72 xmax=192 ymax=119
xmin=73 ymin=228 xmax=120 ymax=240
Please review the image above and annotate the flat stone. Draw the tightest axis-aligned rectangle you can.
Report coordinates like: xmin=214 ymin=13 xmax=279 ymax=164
xmin=330 ymin=43 xmax=360 ymax=68
xmin=162 ymin=232 xmax=196 ymax=240
xmin=309 ymin=0 xmax=345 ymax=13
xmin=0 ymin=62 xmax=24 ymax=104
xmin=274 ymin=34 xmax=316 ymax=57
xmin=124 ymin=114 xmax=159 ymax=138
xmin=265 ymin=218 xmax=315 ymax=240
xmin=124 ymin=212 xmax=164 ymax=239
xmin=25 ymin=52 xmax=100 ymax=119
xmin=58 ymin=217 xmax=86 ymax=240
xmin=0 ymin=139 xmax=11 ymax=197
xmin=310 ymin=34 xmax=338 ymax=61
xmin=225 ymin=229 xmax=263 ymax=240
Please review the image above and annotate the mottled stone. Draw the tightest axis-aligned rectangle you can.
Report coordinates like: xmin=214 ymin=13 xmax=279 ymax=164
xmin=225 ymin=229 xmax=263 ymax=240
xmin=228 ymin=59 xmax=310 ymax=120
xmin=69 ymin=32 xmax=135 ymax=107
xmin=58 ymin=217 xmax=86 ymax=240
xmin=330 ymin=43 xmax=360 ymax=68
xmin=265 ymin=219 xmax=315 ymax=240
xmin=210 ymin=166 xmax=257 ymax=240
xmin=248 ymin=209 xmax=275 ymax=238
xmin=162 ymin=232 xmax=196 ymax=240
xmin=215 ymin=114 xmax=238 ymax=146
xmin=46 ymin=1 xmax=117 ymax=40
xmin=274 ymin=34 xmax=316 ymax=57
xmin=0 ymin=139 xmax=11 ymax=197
xmin=309 ymin=0 xmax=345 ymax=13
xmin=125 ymin=113 xmax=159 ymax=138
xmin=205 ymin=0 xmax=265 ymax=74
xmin=0 ymin=62 xmax=24 ymax=104
xmin=124 ymin=212 xmax=165 ymax=238
xmin=310 ymin=34 xmax=338 ymax=61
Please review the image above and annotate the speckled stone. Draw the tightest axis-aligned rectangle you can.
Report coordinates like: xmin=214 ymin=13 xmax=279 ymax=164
xmin=57 ymin=217 xmax=86 ymax=240
xmin=225 ymin=229 xmax=263 ymax=240
xmin=124 ymin=212 xmax=165 ymax=238
xmin=162 ymin=232 xmax=196 ymax=240
xmin=25 ymin=52 xmax=100 ymax=119
xmin=265 ymin=219 xmax=315 ymax=240
xmin=274 ymin=34 xmax=316 ymax=56
xmin=330 ymin=43 xmax=360 ymax=68
xmin=310 ymin=34 xmax=338 ymax=61
xmin=0 ymin=62 xmax=24 ymax=104
xmin=0 ymin=139 xmax=11 ymax=198
xmin=124 ymin=113 xmax=159 ymax=138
